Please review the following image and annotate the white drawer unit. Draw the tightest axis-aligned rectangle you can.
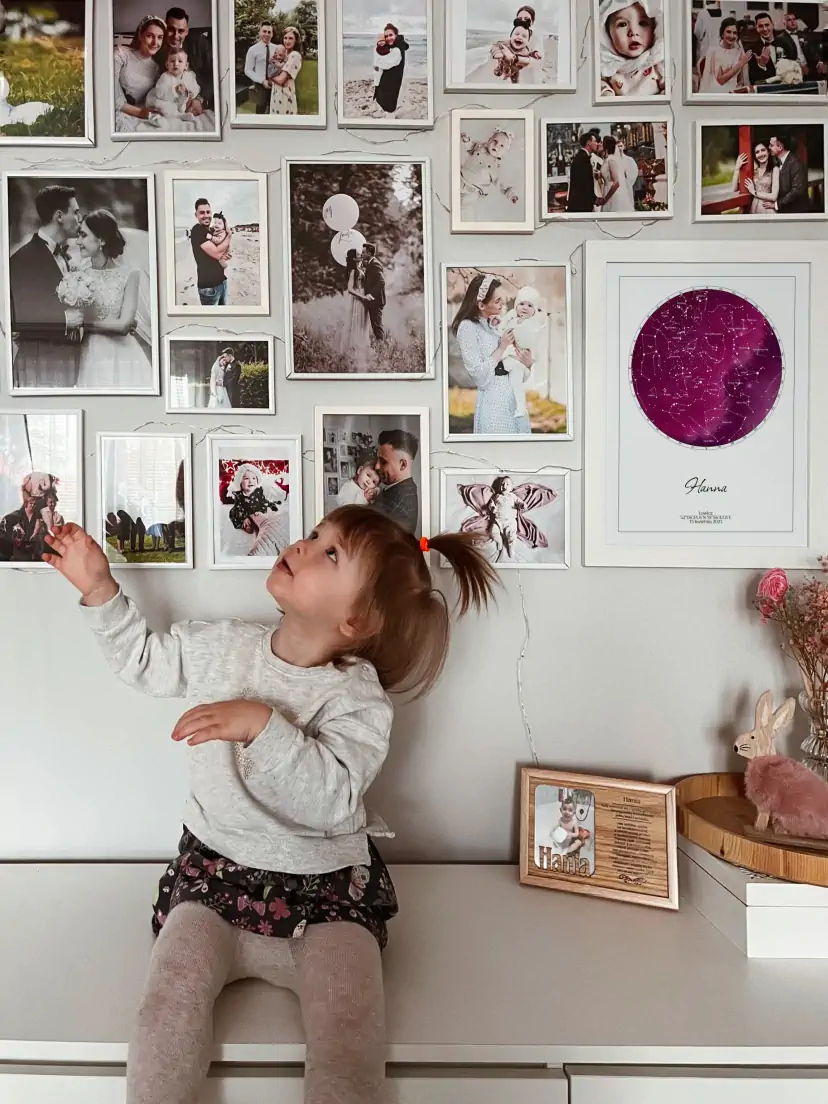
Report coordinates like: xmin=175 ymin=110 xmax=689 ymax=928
xmin=568 ymin=1067 xmax=828 ymax=1104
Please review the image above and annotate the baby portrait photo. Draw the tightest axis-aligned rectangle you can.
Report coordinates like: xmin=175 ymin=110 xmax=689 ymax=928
xmin=285 ymin=158 xmax=432 ymax=378
xmin=232 ymin=0 xmax=325 ymax=127
xmin=443 ymin=264 xmax=571 ymax=440
xmin=110 ymin=1 xmax=219 ymax=138
xmin=315 ymin=408 xmax=430 ymax=538
xmin=542 ymin=118 xmax=672 ymax=219
xmin=165 ymin=335 xmax=275 ymax=413
xmin=697 ymin=120 xmax=826 ymax=220
xmin=0 ymin=1 xmax=92 ymax=144
xmin=533 ymin=786 xmax=596 ymax=876
xmin=594 ymin=0 xmax=669 ymax=99
xmin=451 ymin=109 xmax=534 ymax=233
xmin=446 ymin=0 xmax=575 ymax=91
xmin=166 ymin=172 xmax=269 ymax=315
xmin=0 ymin=410 xmax=82 ymax=566
xmin=441 ymin=468 xmax=570 ymax=569
xmin=3 ymin=172 xmax=159 ymax=396
xmin=338 ymin=0 xmax=432 ymax=126
xmin=689 ymin=1 xmax=828 ymax=101
xmin=99 ymin=432 xmax=192 ymax=569
xmin=207 ymin=435 xmax=303 ymax=569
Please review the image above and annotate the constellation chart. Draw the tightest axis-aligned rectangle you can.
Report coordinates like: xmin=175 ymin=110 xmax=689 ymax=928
xmin=629 ymin=288 xmax=784 ymax=448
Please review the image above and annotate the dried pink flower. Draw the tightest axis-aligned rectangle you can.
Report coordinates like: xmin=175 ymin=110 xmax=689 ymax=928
xmin=757 ymin=568 xmax=789 ymax=616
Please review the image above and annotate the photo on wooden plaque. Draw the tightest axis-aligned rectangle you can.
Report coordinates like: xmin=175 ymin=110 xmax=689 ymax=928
xmin=520 ymin=768 xmax=679 ymax=909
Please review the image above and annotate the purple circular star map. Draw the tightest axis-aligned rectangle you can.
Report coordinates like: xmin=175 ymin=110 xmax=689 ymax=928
xmin=629 ymin=288 xmax=784 ymax=448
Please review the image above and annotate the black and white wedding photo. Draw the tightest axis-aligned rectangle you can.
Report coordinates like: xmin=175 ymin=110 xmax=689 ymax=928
xmin=110 ymin=0 xmax=219 ymax=139
xmin=285 ymin=158 xmax=432 ymax=378
xmin=3 ymin=172 xmax=159 ymax=395
xmin=166 ymin=171 xmax=269 ymax=315
xmin=166 ymin=335 xmax=275 ymax=413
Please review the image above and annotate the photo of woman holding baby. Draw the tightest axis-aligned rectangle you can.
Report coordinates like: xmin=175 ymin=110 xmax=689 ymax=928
xmin=110 ymin=2 xmax=219 ymax=139
xmin=594 ymin=0 xmax=669 ymax=99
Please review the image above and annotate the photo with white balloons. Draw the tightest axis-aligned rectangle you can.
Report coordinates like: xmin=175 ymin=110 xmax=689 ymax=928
xmin=282 ymin=157 xmax=433 ymax=379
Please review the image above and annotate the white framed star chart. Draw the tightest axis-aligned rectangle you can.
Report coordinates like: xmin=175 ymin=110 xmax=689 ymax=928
xmin=584 ymin=240 xmax=828 ymax=569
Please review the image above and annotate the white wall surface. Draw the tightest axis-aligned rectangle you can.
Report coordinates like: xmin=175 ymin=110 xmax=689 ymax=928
xmin=0 ymin=0 xmax=823 ymax=861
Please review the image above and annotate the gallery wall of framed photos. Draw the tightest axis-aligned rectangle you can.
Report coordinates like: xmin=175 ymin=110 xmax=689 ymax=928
xmin=1 ymin=0 xmax=827 ymax=864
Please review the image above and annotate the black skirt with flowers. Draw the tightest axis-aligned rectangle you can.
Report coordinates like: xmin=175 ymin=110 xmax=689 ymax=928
xmin=152 ymin=827 xmax=399 ymax=951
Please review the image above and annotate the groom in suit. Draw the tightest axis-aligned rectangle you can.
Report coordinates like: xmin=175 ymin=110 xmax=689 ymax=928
xmin=770 ymin=133 xmax=811 ymax=214
xmin=362 ymin=244 xmax=387 ymax=343
xmin=567 ymin=131 xmax=605 ymax=213
xmin=222 ymin=347 xmax=242 ymax=407
xmin=9 ymin=183 xmax=82 ymax=389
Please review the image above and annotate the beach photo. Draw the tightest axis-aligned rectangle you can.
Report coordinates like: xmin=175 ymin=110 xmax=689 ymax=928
xmin=441 ymin=468 xmax=570 ymax=569
xmin=166 ymin=335 xmax=275 ymax=413
xmin=0 ymin=410 xmax=82 ymax=567
xmin=696 ymin=121 xmax=826 ymax=220
xmin=542 ymin=117 xmax=672 ymax=219
xmin=207 ymin=435 xmax=303 ymax=569
xmin=533 ymin=785 xmax=596 ymax=875
xmin=688 ymin=1 xmax=828 ymax=102
xmin=314 ymin=407 xmax=430 ymax=537
xmin=3 ymin=173 xmax=159 ymax=395
xmin=166 ymin=172 xmax=269 ymax=315
xmin=446 ymin=0 xmax=575 ymax=91
xmin=338 ymin=0 xmax=432 ymax=127
xmin=451 ymin=109 xmax=534 ymax=233
xmin=0 ymin=1 xmax=92 ymax=144
xmin=110 ymin=1 xmax=219 ymax=139
xmin=231 ymin=0 xmax=325 ymax=127
xmin=594 ymin=0 xmax=670 ymax=100
xmin=98 ymin=432 xmax=192 ymax=569
xmin=285 ymin=158 xmax=432 ymax=378
xmin=443 ymin=264 xmax=572 ymax=440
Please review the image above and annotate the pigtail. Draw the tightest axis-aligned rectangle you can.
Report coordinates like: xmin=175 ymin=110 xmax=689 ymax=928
xmin=427 ymin=531 xmax=498 ymax=617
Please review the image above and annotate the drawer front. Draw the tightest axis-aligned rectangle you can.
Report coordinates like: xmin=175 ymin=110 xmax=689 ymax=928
xmin=568 ymin=1066 xmax=828 ymax=1104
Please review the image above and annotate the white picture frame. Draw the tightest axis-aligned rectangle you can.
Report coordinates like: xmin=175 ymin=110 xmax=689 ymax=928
xmin=592 ymin=0 xmax=671 ymax=104
xmin=440 ymin=467 xmax=571 ymax=569
xmin=97 ymin=432 xmax=193 ymax=570
xmin=584 ymin=239 xmax=828 ymax=568
xmin=313 ymin=406 xmax=431 ymax=537
xmin=164 ymin=171 xmax=270 ymax=317
xmin=108 ymin=0 xmax=221 ymax=141
xmin=540 ymin=115 xmax=674 ymax=222
xmin=206 ymin=434 xmax=303 ymax=570
xmin=164 ymin=332 xmax=276 ymax=414
xmin=0 ymin=409 xmax=83 ymax=570
xmin=2 ymin=170 xmax=160 ymax=397
xmin=451 ymin=108 xmax=535 ymax=234
xmin=694 ymin=120 xmax=828 ymax=223
xmin=337 ymin=0 xmax=434 ymax=129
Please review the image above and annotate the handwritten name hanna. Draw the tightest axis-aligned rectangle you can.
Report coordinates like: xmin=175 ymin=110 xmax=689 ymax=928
xmin=685 ymin=476 xmax=727 ymax=495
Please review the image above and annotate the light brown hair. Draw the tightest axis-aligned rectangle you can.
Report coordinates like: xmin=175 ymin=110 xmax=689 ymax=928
xmin=327 ymin=506 xmax=497 ymax=697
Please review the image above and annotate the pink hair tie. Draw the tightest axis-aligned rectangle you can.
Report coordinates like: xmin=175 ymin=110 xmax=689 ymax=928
xmin=419 ymin=537 xmax=430 ymax=552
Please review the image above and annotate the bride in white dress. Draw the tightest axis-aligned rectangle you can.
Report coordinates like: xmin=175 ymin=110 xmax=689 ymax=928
xmin=208 ymin=354 xmax=232 ymax=408
xmin=74 ymin=210 xmax=154 ymax=392
xmin=598 ymin=135 xmax=636 ymax=214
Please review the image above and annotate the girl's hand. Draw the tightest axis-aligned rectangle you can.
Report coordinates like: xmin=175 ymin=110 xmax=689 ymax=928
xmin=745 ymin=178 xmax=756 ymax=196
xmin=736 ymin=153 xmax=749 ymax=170
xmin=43 ymin=523 xmax=117 ymax=604
xmin=515 ymin=345 xmax=533 ymax=368
xmin=172 ymin=700 xmax=273 ymax=747
xmin=496 ymin=334 xmax=514 ymax=358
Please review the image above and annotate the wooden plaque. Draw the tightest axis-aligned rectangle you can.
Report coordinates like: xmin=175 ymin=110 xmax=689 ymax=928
xmin=520 ymin=768 xmax=679 ymax=910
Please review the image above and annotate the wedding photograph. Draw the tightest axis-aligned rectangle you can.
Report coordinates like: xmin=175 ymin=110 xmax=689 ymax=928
xmin=314 ymin=407 xmax=430 ymax=538
xmin=166 ymin=335 xmax=275 ymax=413
xmin=445 ymin=0 xmax=575 ymax=91
xmin=593 ymin=0 xmax=670 ymax=100
xmin=109 ymin=0 xmax=219 ymax=139
xmin=451 ymin=109 xmax=534 ymax=233
xmin=441 ymin=468 xmax=570 ymax=569
xmin=231 ymin=0 xmax=325 ymax=127
xmin=687 ymin=1 xmax=828 ymax=102
xmin=284 ymin=158 xmax=432 ymax=378
xmin=338 ymin=0 xmax=433 ymax=127
xmin=166 ymin=171 xmax=269 ymax=315
xmin=0 ymin=410 xmax=82 ymax=566
xmin=696 ymin=120 xmax=826 ymax=220
xmin=443 ymin=263 xmax=572 ymax=440
xmin=3 ymin=172 xmax=159 ymax=395
xmin=207 ymin=435 xmax=303 ymax=569
xmin=542 ymin=117 xmax=673 ymax=219
xmin=98 ymin=432 xmax=192 ymax=569
xmin=0 ymin=1 xmax=93 ymax=145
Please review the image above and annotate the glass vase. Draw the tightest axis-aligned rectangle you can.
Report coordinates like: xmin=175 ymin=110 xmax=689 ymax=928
xmin=798 ymin=691 xmax=828 ymax=780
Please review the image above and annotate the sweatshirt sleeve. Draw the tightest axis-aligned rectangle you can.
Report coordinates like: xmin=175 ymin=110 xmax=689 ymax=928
xmin=79 ymin=588 xmax=190 ymax=698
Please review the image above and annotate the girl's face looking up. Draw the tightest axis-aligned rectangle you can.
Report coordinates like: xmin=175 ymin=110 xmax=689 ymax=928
xmin=240 ymin=470 xmax=259 ymax=495
xmin=607 ymin=3 xmax=654 ymax=58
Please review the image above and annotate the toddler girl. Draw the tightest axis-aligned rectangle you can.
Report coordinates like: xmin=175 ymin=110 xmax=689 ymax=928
xmin=44 ymin=507 xmax=495 ymax=1104
xmin=599 ymin=0 xmax=665 ymax=97
xmin=337 ymin=459 xmax=380 ymax=507
xmin=500 ymin=286 xmax=546 ymax=434
xmin=222 ymin=463 xmax=286 ymax=558
xmin=459 ymin=128 xmax=520 ymax=219
xmin=146 ymin=47 xmax=200 ymax=126
xmin=491 ymin=20 xmax=541 ymax=83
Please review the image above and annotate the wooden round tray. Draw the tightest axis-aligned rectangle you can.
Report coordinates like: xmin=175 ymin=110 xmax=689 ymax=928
xmin=677 ymin=772 xmax=828 ymax=887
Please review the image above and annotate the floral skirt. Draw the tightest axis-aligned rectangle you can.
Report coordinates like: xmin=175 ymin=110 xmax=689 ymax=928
xmin=153 ymin=827 xmax=399 ymax=951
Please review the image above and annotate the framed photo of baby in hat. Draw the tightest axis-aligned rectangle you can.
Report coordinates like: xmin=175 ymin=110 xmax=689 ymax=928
xmin=451 ymin=108 xmax=535 ymax=233
xmin=592 ymin=0 xmax=671 ymax=104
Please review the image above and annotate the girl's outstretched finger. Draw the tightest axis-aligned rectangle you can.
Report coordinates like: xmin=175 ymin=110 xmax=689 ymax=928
xmin=171 ymin=706 xmax=214 ymax=741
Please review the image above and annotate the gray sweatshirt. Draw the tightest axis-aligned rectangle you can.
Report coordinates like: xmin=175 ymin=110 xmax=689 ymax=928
xmin=82 ymin=590 xmax=394 ymax=873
